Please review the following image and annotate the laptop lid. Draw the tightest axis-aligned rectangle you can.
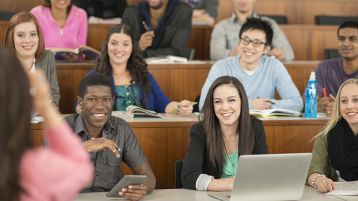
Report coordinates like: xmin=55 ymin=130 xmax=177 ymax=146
xmin=229 ymin=153 xmax=312 ymax=201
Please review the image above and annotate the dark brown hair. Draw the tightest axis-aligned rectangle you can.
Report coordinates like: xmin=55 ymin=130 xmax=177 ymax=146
xmin=201 ymin=76 xmax=255 ymax=168
xmin=4 ymin=12 xmax=45 ymax=60
xmin=0 ymin=48 xmax=33 ymax=201
xmin=95 ymin=23 xmax=149 ymax=93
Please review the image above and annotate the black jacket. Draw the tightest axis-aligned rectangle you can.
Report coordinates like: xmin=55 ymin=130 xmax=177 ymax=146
xmin=181 ymin=116 xmax=268 ymax=189
xmin=122 ymin=0 xmax=193 ymax=58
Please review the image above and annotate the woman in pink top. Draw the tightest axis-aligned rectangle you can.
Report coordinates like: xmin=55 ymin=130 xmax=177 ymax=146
xmin=0 ymin=49 xmax=93 ymax=201
xmin=31 ymin=0 xmax=87 ymax=49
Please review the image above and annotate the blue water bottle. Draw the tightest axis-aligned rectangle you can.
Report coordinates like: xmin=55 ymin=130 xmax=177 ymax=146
xmin=304 ymin=72 xmax=317 ymax=118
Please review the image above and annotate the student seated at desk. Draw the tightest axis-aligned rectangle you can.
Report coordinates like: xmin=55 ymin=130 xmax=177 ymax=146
xmin=182 ymin=76 xmax=268 ymax=191
xmin=4 ymin=12 xmax=60 ymax=105
xmin=210 ymin=0 xmax=294 ymax=61
xmin=94 ymin=23 xmax=193 ymax=114
xmin=122 ymin=0 xmax=193 ymax=58
xmin=65 ymin=73 xmax=156 ymax=199
xmin=307 ymin=78 xmax=358 ymax=193
xmin=31 ymin=0 xmax=87 ymax=49
xmin=200 ymin=18 xmax=303 ymax=112
xmin=0 ymin=48 xmax=93 ymax=201
xmin=315 ymin=21 xmax=358 ymax=115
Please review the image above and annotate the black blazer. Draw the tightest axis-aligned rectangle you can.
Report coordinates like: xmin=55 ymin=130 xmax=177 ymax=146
xmin=181 ymin=116 xmax=268 ymax=189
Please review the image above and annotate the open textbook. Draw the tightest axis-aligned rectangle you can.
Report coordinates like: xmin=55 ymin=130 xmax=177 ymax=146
xmin=249 ymin=108 xmax=302 ymax=118
xmin=125 ymin=105 xmax=164 ymax=118
xmin=48 ymin=46 xmax=100 ymax=62
xmin=146 ymin=55 xmax=188 ymax=64
xmin=326 ymin=181 xmax=358 ymax=196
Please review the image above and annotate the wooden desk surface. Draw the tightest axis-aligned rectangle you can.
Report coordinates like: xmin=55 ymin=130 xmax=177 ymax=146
xmin=32 ymin=115 xmax=327 ymax=189
xmin=75 ymin=186 xmax=348 ymax=201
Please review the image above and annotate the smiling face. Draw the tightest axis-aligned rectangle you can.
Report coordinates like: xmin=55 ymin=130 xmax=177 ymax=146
xmin=339 ymin=83 xmax=358 ymax=130
xmin=79 ymin=85 xmax=114 ymax=133
xmin=107 ymin=33 xmax=133 ymax=67
xmin=13 ymin=21 xmax=39 ymax=60
xmin=213 ymin=84 xmax=241 ymax=129
xmin=239 ymin=29 xmax=268 ymax=69
xmin=50 ymin=0 xmax=71 ymax=10
xmin=338 ymin=27 xmax=358 ymax=62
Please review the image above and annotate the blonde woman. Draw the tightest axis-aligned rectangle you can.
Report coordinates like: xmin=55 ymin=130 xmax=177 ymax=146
xmin=307 ymin=78 xmax=358 ymax=193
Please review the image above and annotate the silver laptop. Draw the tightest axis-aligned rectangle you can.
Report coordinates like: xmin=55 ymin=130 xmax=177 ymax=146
xmin=208 ymin=153 xmax=312 ymax=201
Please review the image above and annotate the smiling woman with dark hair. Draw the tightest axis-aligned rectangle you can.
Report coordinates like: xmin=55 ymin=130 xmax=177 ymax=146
xmin=94 ymin=23 xmax=194 ymax=114
xmin=182 ymin=76 xmax=268 ymax=191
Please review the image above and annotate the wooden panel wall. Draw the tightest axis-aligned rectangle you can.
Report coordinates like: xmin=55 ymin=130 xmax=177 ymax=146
xmin=0 ymin=0 xmax=134 ymax=12
xmin=0 ymin=0 xmax=42 ymax=12
xmin=87 ymin=24 xmax=339 ymax=60
xmin=217 ymin=0 xmax=358 ymax=24
xmin=32 ymin=118 xmax=327 ymax=189
xmin=55 ymin=61 xmax=319 ymax=114
xmin=0 ymin=22 xmax=338 ymax=60
xmin=2 ymin=0 xmax=357 ymax=24
xmin=186 ymin=25 xmax=338 ymax=60
xmin=88 ymin=24 xmax=339 ymax=60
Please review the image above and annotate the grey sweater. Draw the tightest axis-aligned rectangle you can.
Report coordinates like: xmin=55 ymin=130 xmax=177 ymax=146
xmin=199 ymin=55 xmax=303 ymax=111
xmin=36 ymin=50 xmax=60 ymax=105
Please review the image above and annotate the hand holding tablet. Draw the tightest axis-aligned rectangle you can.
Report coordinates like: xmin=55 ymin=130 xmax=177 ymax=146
xmin=106 ymin=175 xmax=148 ymax=198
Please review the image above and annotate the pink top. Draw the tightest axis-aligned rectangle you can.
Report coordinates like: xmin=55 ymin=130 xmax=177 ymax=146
xmin=31 ymin=5 xmax=88 ymax=49
xmin=20 ymin=121 xmax=93 ymax=201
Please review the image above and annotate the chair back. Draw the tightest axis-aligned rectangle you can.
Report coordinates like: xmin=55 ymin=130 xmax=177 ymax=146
xmin=262 ymin=15 xmax=288 ymax=24
xmin=315 ymin=15 xmax=358 ymax=25
xmin=0 ymin=11 xmax=15 ymax=20
xmin=175 ymin=160 xmax=184 ymax=188
xmin=324 ymin=48 xmax=340 ymax=59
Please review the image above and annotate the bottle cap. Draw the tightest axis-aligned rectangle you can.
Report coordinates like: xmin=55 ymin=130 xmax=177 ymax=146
xmin=309 ymin=72 xmax=316 ymax=80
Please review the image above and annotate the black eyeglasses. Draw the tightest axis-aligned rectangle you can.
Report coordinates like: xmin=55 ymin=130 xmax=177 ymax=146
xmin=239 ymin=36 xmax=266 ymax=48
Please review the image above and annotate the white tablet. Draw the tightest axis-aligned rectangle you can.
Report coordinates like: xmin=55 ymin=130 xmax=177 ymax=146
xmin=106 ymin=175 xmax=148 ymax=198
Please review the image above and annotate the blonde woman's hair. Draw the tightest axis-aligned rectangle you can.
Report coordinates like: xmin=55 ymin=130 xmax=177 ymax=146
xmin=315 ymin=78 xmax=358 ymax=138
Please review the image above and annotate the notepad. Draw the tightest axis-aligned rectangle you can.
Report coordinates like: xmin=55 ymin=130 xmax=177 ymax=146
xmin=326 ymin=181 xmax=358 ymax=196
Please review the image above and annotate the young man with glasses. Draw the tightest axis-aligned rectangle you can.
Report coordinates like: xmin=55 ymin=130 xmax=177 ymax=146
xmin=210 ymin=0 xmax=294 ymax=61
xmin=315 ymin=21 xmax=358 ymax=115
xmin=199 ymin=18 xmax=302 ymax=112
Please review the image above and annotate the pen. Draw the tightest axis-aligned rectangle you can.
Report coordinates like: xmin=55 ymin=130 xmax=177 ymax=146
xmin=323 ymin=88 xmax=327 ymax=97
xmin=142 ymin=21 xmax=151 ymax=31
